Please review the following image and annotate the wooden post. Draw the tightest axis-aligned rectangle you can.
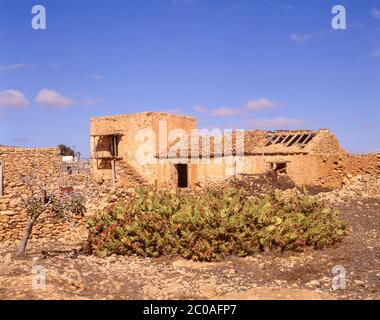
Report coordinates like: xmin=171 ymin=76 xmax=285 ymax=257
xmin=111 ymin=159 xmax=116 ymax=188
xmin=113 ymin=135 xmax=118 ymax=157
xmin=0 ymin=162 xmax=3 ymax=196
xmin=93 ymin=136 xmax=98 ymax=169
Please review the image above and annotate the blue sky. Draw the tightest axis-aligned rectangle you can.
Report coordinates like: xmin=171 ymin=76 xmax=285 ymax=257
xmin=0 ymin=0 xmax=379 ymax=157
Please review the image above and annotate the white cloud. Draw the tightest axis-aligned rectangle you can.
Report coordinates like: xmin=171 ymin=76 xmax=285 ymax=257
xmin=35 ymin=89 xmax=74 ymax=108
xmin=290 ymin=33 xmax=315 ymax=44
xmin=247 ymin=117 xmax=305 ymax=128
xmin=372 ymin=8 xmax=380 ymax=20
xmin=0 ymin=63 xmax=29 ymax=73
xmin=207 ymin=98 xmax=278 ymax=117
xmin=0 ymin=89 xmax=29 ymax=108
xmin=246 ymin=97 xmax=278 ymax=111
xmin=35 ymin=89 xmax=103 ymax=108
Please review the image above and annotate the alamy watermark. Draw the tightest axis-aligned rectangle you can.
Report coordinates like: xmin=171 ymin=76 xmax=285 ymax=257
xmin=331 ymin=5 xmax=347 ymax=30
xmin=32 ymin=265 xmax=46 ymax=289
xmin=332 ymin=265 xmax=346 ymax=290
xmin=30 ymin=4 xmax=347 ymax=31
xmin=31 ymin=5 xmax=46 ymax=30
xmin=134 ymin=121 xmax=245 ymax=175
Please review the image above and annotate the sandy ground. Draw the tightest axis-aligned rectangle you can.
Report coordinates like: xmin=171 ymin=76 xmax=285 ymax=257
xmin=0 ymin=199 xmax=378 ymax=300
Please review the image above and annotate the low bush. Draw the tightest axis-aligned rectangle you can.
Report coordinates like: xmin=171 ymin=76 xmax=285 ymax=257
xmin=87 ymin=187 xmax=346 ymax=261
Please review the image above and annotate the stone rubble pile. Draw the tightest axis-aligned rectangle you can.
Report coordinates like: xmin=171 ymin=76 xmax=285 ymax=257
xmin=316 ymin=174 xmax=380 ymax=203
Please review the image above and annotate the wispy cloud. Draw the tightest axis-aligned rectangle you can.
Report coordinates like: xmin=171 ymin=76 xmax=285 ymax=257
xmin=0 ymin=63 xmax=29 ymax=73
xmin=281 ymin=4 xmax=294 ymax=10
xmin=246 ymin=116 xmax=305 ymax=128
xmin=245 ymin=98 xmax=278 ymax=111
xmin=193 ymin=105 xmax=208 ymax=113
xmin=361 ymin=123 xmax=378 ymax=130
xmin=370 ymin=46 xmax=380 ymax=57
xmin=11 ymin=137 xmax=31 ymax=144
xmin=87 ymin=74 xmax=104 ymax=80
xmin=194 ymin=98 xmax=279 ymax=117
xmin=210 ymin=107 xmax=242 ymax=117
xmin=347 ymin=22 xmax=364 ymax=30
xmin=0 ymin=89 xmax=29 ymax=108
xmin=372 ymin=8 xmax=380 ymax=20
xmin=81 ymin=98 xmax=104 ymax=106
xmin=290 ymin=33 xmax=316 ymax=44
xmin=290 ymin=28 xmax=338 ymax=44
xmin=171 ymin=0 xmax=198 ymax=6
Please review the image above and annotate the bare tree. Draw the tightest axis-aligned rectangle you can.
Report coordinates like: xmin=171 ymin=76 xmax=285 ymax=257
xmin=17 ymin=174 xmax=86 ymax=256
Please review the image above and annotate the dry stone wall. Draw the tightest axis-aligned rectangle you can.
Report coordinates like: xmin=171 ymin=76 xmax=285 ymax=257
xmin=0 ymin=147 xmax=85 ymax=243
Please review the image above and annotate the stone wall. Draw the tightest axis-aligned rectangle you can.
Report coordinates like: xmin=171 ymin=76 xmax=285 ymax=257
xmin=0 ymin=147 xmax=85 ymax=243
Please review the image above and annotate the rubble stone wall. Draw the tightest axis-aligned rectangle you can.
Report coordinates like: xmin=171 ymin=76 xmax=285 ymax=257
xmin=0 ymin=147 xmax=85 ymax=243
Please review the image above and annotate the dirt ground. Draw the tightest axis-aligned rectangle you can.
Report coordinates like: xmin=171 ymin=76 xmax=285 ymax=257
xmin=0 ymin=199 xmax=378 ymax=300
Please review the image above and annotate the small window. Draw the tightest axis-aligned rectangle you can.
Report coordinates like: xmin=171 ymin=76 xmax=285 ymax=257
xmin=270 ymin=162 xmax=287 ymax=175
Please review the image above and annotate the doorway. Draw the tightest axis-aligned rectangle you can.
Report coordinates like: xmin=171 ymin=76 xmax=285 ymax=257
xmin=175 ymin=164 xmax=188 ymax=188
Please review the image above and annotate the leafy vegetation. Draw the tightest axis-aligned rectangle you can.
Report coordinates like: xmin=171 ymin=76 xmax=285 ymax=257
xmin=87 ymin=187 xmax=346 ymax=261
xmin=58 ymin=144 xmax=76 ymax=157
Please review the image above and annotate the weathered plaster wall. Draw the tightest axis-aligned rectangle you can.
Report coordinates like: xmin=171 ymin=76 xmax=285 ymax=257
xmin=185 ymin=152 xmax=380 ymax=189
xmin=90 ymin=112 xmax=196 ymax=186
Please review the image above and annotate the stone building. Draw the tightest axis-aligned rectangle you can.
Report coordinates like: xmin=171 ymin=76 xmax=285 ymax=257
xmin=0 ymin=111 xmax=378 ymax=242
xmin=90 ymin=112 xmax=380 ymax=190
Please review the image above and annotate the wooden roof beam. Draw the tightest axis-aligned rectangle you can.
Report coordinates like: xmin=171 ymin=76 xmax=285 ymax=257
xmin=285 ymin=134 xmax=300 ymax=147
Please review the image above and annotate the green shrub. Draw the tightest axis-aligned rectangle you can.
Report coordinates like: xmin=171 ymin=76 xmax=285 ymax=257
xmin=87 ymin=187 xmax=346 ymax=261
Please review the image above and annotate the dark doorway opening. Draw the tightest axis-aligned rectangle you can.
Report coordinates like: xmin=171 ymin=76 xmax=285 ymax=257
xmin=270 ymin=162 xmax=287 ymax=175
xmin=175 ymin=164 xmax=188 ymax=188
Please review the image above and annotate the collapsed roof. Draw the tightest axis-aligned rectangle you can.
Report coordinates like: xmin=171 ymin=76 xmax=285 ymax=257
xmin=159 ymin=129 xmax=343 ymax=158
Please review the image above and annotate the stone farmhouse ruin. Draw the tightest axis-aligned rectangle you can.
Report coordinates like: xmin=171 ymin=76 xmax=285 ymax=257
xmin=0 ymin=111 xmax=379 ymax=241
xmin=90 ymin=112 xmax=379 ymax=190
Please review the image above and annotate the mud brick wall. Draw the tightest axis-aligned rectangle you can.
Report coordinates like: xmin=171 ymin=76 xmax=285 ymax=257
xmin=0 ymin=147 xmax=85 ymax=242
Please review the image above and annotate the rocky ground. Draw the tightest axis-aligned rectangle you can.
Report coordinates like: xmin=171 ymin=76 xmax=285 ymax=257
xmin=0 ymin=194 xmax=378 ymax=300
